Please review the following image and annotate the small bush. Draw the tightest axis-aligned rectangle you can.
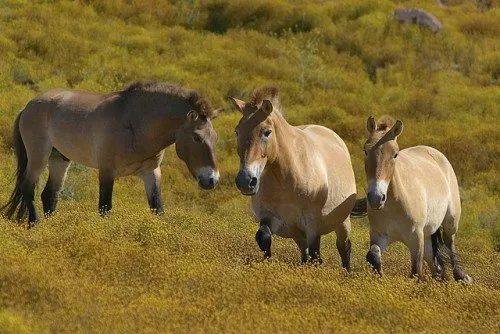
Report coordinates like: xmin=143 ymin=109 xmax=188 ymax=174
xmin=460 ymin=15 xmax=500 ymax=36
xmin=493 ymin=219 xmax=500 ymax=252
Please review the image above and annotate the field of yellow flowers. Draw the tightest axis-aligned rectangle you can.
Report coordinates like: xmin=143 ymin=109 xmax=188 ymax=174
xmin=0 ymin=0 xmax=499 ymax=332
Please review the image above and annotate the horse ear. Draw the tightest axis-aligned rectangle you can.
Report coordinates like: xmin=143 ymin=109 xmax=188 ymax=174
xmin=229 ymin=97 xmax=246 ymax=114
xmin=367 ymin=116 xmax=376 ymax=133
xmin=261 ymin=100 xmax=273 ymax=115
xmin=187 ymin=110 xmax=198 ymax=123
xmin=211 ymin=108 xmax=224 ymax=120
xmin=391 ymin=120 xmax=403 ymax=139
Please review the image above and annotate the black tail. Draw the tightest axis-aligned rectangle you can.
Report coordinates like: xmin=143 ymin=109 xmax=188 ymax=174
xmin=0 ymin=113 xmax=28 ymax=221
xmin=350 ymin=197 xmax=367 ymax=218
xmin=431 ymin=227 xmax=456 ymax=267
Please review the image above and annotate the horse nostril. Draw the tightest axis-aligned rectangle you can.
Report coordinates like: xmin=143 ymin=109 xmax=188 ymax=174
xmin=381 ymin=194 xmax=386 ymax=202
xmin=249 ymin=177 xmax=258 ymax=188
xmin=208 ymin=177 xmax=215 ymax=187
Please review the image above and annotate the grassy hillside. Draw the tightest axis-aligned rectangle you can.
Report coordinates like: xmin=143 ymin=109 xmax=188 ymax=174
xmin=0 ymin=0 xmax=499 ymax=332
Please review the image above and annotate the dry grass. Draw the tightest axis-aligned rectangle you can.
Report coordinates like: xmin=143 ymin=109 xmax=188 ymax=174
xmin=0 ymin=0 xmax=499 ymax=332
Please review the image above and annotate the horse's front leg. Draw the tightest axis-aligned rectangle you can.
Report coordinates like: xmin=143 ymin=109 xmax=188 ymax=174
xmin=307 ymin=234 xmax=322 ymax=264
xmin=409 ymin=228 xmax=425 ymax=281
xmin=293 ymin=237 xmax=309 ymax=263
xmin=255 ymin=217 xmax=272 ymax=259
xmin=366 ymin=229 xmax=390 ymax=275
xmin=98 ymin=170 xmax=114 ymax=216
xmin=138 ymin=167 xmax=164 ymax=214
xmin=335 ymin=217 xmax=352 ymax=272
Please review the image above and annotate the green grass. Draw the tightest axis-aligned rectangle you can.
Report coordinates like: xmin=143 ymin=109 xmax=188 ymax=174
xmin=0 ymin=0 xmax=499 ymax=332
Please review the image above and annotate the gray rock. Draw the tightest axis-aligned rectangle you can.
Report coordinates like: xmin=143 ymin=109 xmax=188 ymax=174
xmin=394 ymin=8 xmax=443 ymax=33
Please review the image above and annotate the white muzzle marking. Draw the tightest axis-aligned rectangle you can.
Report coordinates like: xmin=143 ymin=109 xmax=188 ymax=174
xmin=196 ymin=166 xmax=219 ymax=182
xmin=367 ymin=179 xmax=388 ymax=198
xmin=243 ymin=161 xmax=264 ymax=179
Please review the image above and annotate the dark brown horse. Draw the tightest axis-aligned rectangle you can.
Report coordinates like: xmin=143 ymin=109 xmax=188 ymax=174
xmin=1 ymin=81 xmax=223 ymax=226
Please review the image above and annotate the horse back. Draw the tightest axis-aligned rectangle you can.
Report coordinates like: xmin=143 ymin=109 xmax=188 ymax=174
xmin=20 ymin=89 xmax=119 ymax=168
xmin=391 ymin=145 xmax=460 ymax=229
xmin=34 ymin=88 xmax=114 ymax=112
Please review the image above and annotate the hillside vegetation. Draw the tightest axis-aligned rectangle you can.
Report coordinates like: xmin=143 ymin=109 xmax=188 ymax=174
xmin=0 ymin=0 xmax=499 ymax=332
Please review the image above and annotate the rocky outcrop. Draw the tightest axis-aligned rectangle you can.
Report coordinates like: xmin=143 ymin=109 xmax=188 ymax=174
xmin=394 ymin=8 xmax=443 ymax=33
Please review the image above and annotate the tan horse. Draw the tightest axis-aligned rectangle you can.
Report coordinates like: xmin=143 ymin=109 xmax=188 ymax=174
xmin=1 ymin=81 xmax=223 ymax=226
xmin=231 ymin=86 xmax=357 ymax=270
xmin=363 ymin=115 xmax=471 ymax=283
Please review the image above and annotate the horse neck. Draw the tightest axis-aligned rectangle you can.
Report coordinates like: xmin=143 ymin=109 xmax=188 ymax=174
xmin=388 ymin=157 xmax=406 ymax=203
xmin=132 ymin=96 xmax=188 ymax=147
xmin=264 ymin=115 xmax=306 ymax=185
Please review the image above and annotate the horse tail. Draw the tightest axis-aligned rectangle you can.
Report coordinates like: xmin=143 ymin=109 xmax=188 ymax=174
xmin=350 ymin=196 xmax=367 ymax=218
xmin=431 ymin=227 xmax=449 ymax=267
xmin=1 ymin=112 xmax=28 ymax=221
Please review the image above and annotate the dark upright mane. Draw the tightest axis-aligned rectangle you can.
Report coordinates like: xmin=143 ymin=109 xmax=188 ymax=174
xmin=376 ymin=115 xmax=395 ymax=131
xmin=119 ymin=81 xmax=214 ymax=118
xmin=248 ymin=85 xmax=285 ymax=116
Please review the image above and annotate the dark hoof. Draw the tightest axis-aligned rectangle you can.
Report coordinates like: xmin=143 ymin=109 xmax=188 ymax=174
xmin=151 ymin=208 xmax=164 ymax=216
xmin=434 ymin=263 xmax=447 ymax=281
xmin=308 ymin=257 xmax=323 ymax=265
xmin=454 ymin=268 xmax=473 ymax=284
xmin=409 ymin=274 xmax=426 ymax=282
xmin=99 ymin=206 xmax=111 ymax=217
xmin=44 ymin=210 xmax=55 ymax=219
xmin=27 ymin=220 xmax=39 ymax=229
xmin=256 ymin=225 xmax=271 ymax=257
xmin=366 ymin=250 xmax=381 ymax=274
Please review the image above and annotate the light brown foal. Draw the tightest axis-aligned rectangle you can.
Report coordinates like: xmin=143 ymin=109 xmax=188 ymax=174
xmin=364 ymin=115 xmax=471 ymax=283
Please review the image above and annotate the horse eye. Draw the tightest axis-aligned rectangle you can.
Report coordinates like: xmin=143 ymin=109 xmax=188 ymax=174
xmin=263 ymin=129 xmax=272 ymax=138
xmin=193 ymin=134 xmax=203 ymax=143
xmin=394 ymin=152 xmax=398 ymax=159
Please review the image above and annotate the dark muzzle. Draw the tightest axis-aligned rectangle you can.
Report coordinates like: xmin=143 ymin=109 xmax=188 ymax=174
xmin=367 ymin=191 xmax=386 ymax=209
xmin=235 ymin=169 xmax=259 ymax=195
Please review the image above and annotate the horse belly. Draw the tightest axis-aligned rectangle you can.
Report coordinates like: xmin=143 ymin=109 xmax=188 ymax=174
xmin=48 ymin=113 xmax=98 ymax=168
xmin=253 ymin=197 xmax=324 ymax=239
xmin=423 ymin=194 xmax=448 ymax=236
xmin=115 ymin=157 xmax=162 ymax=178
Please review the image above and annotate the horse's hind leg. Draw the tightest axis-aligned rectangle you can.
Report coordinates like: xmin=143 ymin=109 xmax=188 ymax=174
xmin=335 ymin=218 xmax=352 ymax=272
xmin=138 ymin=167 xmax=164 ymax=214
xmin=23 ymin=138 xmax=52 ymax=225
xmin=442 ymin=229 xmax=471 ymax=283
xmin=41 ymin=150 xmax=71 ymax=217
xmin=442 ymin=209 xmax=472 ymax=283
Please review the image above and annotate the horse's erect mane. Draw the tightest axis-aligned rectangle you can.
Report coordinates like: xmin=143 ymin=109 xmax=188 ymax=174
xmin=376 ymin=115 xmax=395 ymax=131
xmin=119 ymin=81 xmax=214 ymax=118
xmin=248 ymin=85 xmax=284 ymax=115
